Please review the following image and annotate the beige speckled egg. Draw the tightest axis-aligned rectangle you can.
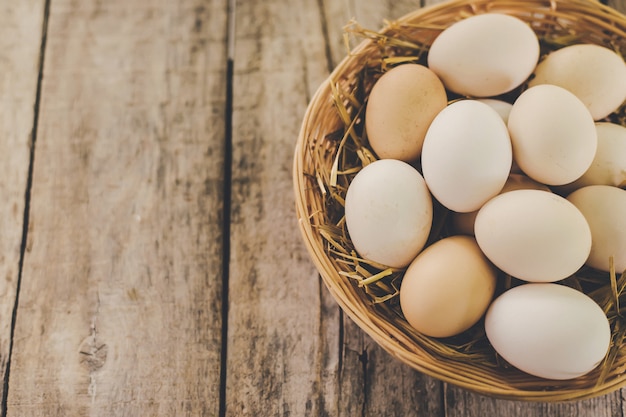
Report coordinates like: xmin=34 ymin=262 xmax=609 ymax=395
xmin=567 ymin=185 xmax=626 ymax=273
xmin=365 ymin=64 xmax=448 ymax=162
xmin=427 ymin=13 xmax=539 ymax=97
xmin=475 ymin=189 xmax=592 ymax=282
xmin=400 ymin=235 xmax=497 ymax=338
xmin=528 ymin=43 xmax=626 ymax=120
xmin=558 ymin=122 xmax=626 ymax=192
xmin=507 ymin=84 xmax=597 ymax=185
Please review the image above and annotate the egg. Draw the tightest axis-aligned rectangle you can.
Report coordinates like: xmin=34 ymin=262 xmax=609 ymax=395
xmin=566 ymin=185 xmax=626 ymax=273
xmin=485 ymin=283 xmax=611 ymax=380
xmin=558 ymin=122 xmax=626 ymax=193
xmin=427 ymin=13 xmax=539 ymax=97
xmin=365 ymin=64 xmax=448 ymax=162
xmin=474 ymin=189 xmax=591 ymax=282
xmin=421 ymin=100 xmax=512 ymax=212
xmin=528 ymin=43 xmax=626 ymax=120
xmin=507 ymin=84 xmax=597 ymax=185
xmin=476 ymin=98 xmax=513 ymax=123
xmin=451 ymin=173 xmax=550 ymax=236
xmin=399 ymin=235 xmax=497 ymax=338
xmin=344 ymin=159 xmax=433 ymax=268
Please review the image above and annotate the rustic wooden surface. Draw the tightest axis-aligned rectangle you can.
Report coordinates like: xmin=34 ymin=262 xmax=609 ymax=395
xmin=0 ymin=0 xmax=625 ymax=416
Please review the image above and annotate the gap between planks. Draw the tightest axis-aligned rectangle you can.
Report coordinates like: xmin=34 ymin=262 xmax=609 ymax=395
xmin=219 ymin=0 xmax=237 ymax=416
xmin=1 ymin=0 xmax=52 ymax=415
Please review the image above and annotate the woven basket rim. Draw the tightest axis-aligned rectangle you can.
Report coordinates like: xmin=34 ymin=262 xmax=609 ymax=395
xmin=294 ymin=0 xmax=626 ymax=402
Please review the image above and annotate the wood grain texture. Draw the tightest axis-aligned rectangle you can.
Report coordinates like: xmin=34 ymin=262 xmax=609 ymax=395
xmin=0 ymin=0 xmax=46 ymax=404
xmin=6 ymin=0 xmax=228 ymax=415
xmin=444 ymin=387 xmax=624 ymax=417
xmin=320 ymin=0 xmax=422 ymax=67
xmin=227 ymin=0 xmax=335 ymax=415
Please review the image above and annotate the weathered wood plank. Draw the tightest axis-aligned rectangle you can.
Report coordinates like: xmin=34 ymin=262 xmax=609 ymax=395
xmin=323 ymin=0 xmax=425 ymax=64
xmin=6 ymin=1 xmax=228 ymax=415
xmin=227 ymin=0 xmax=338 ymax=415
xmin=444 ymin=388 xmax=623 ymax=417
xmin=0 ymin=0 xmax=47 ymax=406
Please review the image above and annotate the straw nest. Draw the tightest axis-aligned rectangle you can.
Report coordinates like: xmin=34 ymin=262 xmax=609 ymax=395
xmin=293 ymin=0 xmax=626 ymax=401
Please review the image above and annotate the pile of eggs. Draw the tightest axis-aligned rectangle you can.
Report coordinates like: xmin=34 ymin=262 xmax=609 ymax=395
xmin=343 ymin=13 xmax=626 ymax=380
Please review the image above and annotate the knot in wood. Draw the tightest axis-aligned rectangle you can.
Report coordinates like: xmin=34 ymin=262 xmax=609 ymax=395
xmin=79 ymin=340 xmax=109 ymax=372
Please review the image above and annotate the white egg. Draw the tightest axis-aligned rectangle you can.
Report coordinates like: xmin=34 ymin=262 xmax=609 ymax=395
xmin=529 ymin=43 xmax=626 ymax=120
xmin=559 ymin=122 xmax=626 ymax=192
xmin=485 ymin=283 xmax=611 ymax=380
xmin=427 ymin=13 xmax=539 ymax=97
xmin=567 ymin=185 xmax=626 ymax=273
xmin=421 ymin=100 xmax=512 ymax=213
xmin=507 ymin=84 xmax=597 ymax=185
xmin=344 ymin=159 xmax=433 ymax=268
xmin=475 ymin=189 xmax=591 ymax=282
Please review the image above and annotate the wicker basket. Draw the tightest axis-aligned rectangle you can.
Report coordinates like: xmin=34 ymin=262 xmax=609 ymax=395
xmin=293 ymin=0 xmax=626 ymax=401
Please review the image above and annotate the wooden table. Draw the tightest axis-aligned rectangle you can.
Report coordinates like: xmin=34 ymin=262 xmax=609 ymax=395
xmin=1 ymin=0 xmax=625 ymax=415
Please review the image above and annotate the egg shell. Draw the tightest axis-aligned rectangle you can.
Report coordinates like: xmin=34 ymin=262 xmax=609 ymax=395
xmin=507 ymin=84 xmax=597 ymax=185
xmin=485 ymin=283 xmax=611 ymax=380
xmin=421 ymin=99 xmax=512 ymax=213
xmin=476 ymin=98 xmax=513 ymax=124
xmin=365 ymin=64 xmax=448 ymax=162
xmin=344 ymin=159 xmax=433 ymax=268
xmin=427 ymin=13 xmax=539 ymax=97
xmin=399 ymin=235 xmax=497 ymax=338
xmin=566 ymin=185 xmax=626 ymax=273
xmin=451 ymin=173 xmax=550 ymax=236
xmin=528 ymin=44 xmax=626 ymax=120
xmin=557 ymin=122 xmax=626 ymax=193
xmin=474 ymin=189 xmax=592 ymax=282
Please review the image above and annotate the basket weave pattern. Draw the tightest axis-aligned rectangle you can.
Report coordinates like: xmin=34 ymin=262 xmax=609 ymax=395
xmin=294 ymin=0 xmax=626 ymax=401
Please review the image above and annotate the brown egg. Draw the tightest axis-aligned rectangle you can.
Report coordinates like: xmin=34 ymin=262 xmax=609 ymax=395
xmin=365 ymin=64 xmax=447 ymax=162
xmin=399 ymin=235 xmax=497 ymax=338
